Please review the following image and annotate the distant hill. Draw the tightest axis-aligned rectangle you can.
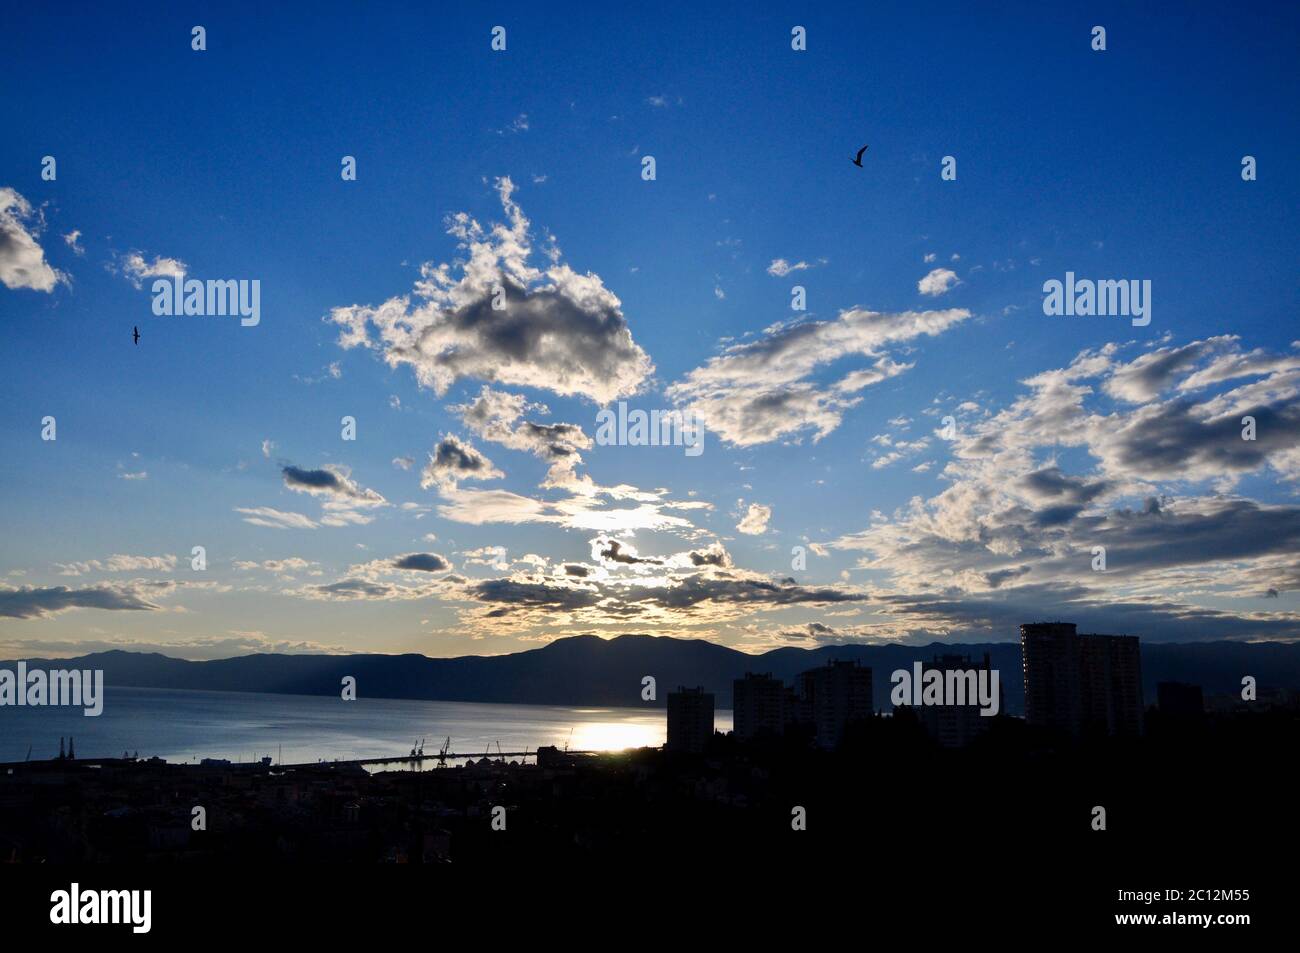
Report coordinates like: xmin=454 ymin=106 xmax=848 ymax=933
xmin=4 ymin=634 xmax=1299 ymax=714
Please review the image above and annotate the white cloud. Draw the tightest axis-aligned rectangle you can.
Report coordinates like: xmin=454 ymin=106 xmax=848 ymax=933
xmin=118 ymin=250 xmax=187 ymax=289
xmin=328 ymin=177 xmax=653 ymax=404
xmin=668 ymin=307 xmax=970 ymax=446
xmin=498 ymin=113 xmax=529 ymax=134
xmin=235 ymin=506 xmax=320 ymax=530
xmin=766 ymin=257 xmax=824 ymax=277
xmin=870 ymin=437 xmax=930 ymax=469
xmin=736 ymin=502 xmax=772 ymax=535
xmin=233 ymin=557 xmax=316 ymax=575
xmin=918 ymin=267 xmax=960 ymax=297
xmin=0 ymin=188 xmax=65 ymax=292
xmin=55 ymin=554 xmax=178 ymax=576
xmin=823 ymin=336 xmax=1300 ymax=639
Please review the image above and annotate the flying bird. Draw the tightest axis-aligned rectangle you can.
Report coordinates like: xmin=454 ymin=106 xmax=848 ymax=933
xmin=851 ymin=144 xmax=869 ymax=167
xmin=132 ymin=326 xmax=140 ymax=345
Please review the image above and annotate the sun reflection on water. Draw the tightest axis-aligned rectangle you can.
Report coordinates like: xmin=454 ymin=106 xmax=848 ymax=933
xmin=569 ymin=719 xmax=662 ymax=751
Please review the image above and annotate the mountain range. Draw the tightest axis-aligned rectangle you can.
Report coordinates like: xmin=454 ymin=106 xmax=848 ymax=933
xmin=6 ymin=634 xmax=1300 ymax=714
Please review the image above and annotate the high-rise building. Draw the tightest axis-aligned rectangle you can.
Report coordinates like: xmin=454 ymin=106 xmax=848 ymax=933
xmin=1079 ymin=632 xmax=1144 ymax=736
xmin=666 ymin=686 xmax=714 ymax=753
xmin=1021 ymin=622 xmax=1143 ymax=737
xmin=799 ymin=660 xmax=873 ymax=749
xmin=733 ymin=672 xmax=798 ymax=741
xmin=1021 ymin=622 xmax=1081 ymax=734
xmin=909 ymin=653 xmax=1001 ymax=747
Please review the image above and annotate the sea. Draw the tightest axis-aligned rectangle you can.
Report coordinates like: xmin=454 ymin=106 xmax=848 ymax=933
xmin=0 ymin=686 xmax=733 ymax=767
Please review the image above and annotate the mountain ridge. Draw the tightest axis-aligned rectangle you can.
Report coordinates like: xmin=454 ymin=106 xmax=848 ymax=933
xmin=5 ymin=633 xmax=1300 ymax=714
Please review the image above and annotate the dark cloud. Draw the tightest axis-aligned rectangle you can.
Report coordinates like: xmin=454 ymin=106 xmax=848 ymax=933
xmin=0 ymin=584 xmax=161 ymax=620
xmin=1076 ymin=498 xmax=1300 ymax=576
xmin=421 ymin=435 xmax=503 ymax=491
xmin=984 ymin=566 xmax=1033 ymax=588
xmin=282 ymin=465 xmax=346 ymax=492
xmin=777 ymin=621 xmax=848 ymax=644
xmin=432 ymin=438 xmax=490 ymax=473
xmin=460 ymin=571 xmax=860 ymax=622
xmin=278 ymin=463 xmax=387 ymax=520
xmin=449 ymin=386 xmax=594 ymax=491
xmin=517 ymin=421 xmax=588 ymax=460
xmin=435 ymin=282 xmax=648 ymax=401
xmin=467 ymin=577 xmax=605 ymax=612
xmin=309 ymin=579 xmax=394 ymax=599
xmin=651 ymin=574 xmax=857 ymax=611
xmin=1103 ymin=340 xmax=1221 ymax=402
xmin=1097 ymin=399 xmax=1300 ymax=480
xmin=689 ymin=544 xmax=731 ymax=568
xmin=874 ymin=582 xmax=1300 ymax=643
xmin=597 ymin=538 xmax=661 ymax=565
xmin=392 ymin=553 xmax=451 ymax=573
xmin=1019 ymin=466 xmax=1110 ymax=506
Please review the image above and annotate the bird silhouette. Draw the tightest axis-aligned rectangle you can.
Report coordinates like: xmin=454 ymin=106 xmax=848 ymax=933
xmin=851 ymin=144 xmax=869 ymax=166
xmin=132 ymin=326 xmax=140 ymax=345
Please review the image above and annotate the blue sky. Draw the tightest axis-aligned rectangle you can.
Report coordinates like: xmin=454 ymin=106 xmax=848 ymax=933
xmin=2 ymin=2 xmax=1298 ymax=659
